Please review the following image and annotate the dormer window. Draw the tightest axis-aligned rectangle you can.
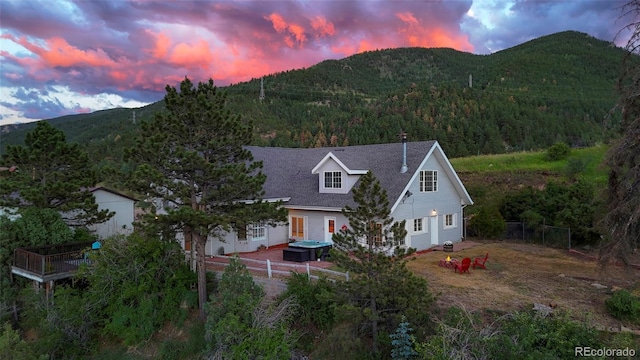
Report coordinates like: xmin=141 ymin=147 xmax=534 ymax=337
xmin=324 ymin=171 xmax=342 ymax=189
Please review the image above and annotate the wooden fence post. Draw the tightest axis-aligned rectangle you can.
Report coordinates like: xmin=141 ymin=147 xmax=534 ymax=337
xmin=266 ymin=259 xmax=272 ymax=278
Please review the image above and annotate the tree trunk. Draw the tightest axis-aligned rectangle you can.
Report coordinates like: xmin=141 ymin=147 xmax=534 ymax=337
xmin=371 ymin=294 xmax=378 ymax=354
xmin=194 ymin=231 xmax=208 ymax=320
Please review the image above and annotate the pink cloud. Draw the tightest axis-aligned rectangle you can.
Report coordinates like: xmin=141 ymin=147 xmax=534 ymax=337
xmin=310 ymin=16 xmax=335 ymax=37
xmin=396 ymin=12 xmax=419 ymax=26
xmin=145 ymin=30 xmax=171 ymax=59
xmin=168 ymin=40 xmax=214 ymax=70
xmin=4 ymin=34 xmax=116 ymax=68
xmin=265 ymin=12 xmax=307 ymax=48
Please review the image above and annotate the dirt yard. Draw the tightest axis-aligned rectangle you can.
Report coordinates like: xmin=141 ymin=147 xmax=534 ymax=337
xmin=407 ymin=241 xmax=640 ymax=330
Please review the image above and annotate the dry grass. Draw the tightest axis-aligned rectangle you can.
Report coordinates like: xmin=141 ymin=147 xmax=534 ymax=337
xmin=407 ymin=241 xmax=640 ymax=329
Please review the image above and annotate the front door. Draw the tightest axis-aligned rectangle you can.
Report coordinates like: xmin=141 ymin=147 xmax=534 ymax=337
xmin=325 ymin=217 xmax=336 ymax=243
xmin=430 ymin=215 xmax=439 ymax=245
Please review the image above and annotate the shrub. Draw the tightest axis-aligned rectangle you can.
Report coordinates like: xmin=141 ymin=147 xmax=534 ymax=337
xmin=279 ymin=272 xmax=336 ymax=332
xmin=565 ymin=157 xmax=587 ymax=180
xmin=419 ymin=307 xmax=603 ymax=360
xmin=0 ymin=322 xmax=47 ymax=360
xmin=205 ymin=257 xmax=296 ymax=359
xmin=469 ymin=205 xmax=506 ymax=239
xmin=80 ymin=233 xmax=196 ymax=345
xmin=545 ymin=142 xmax=571 ymax=161
xmin=605 ymin=290 xmax=640 ymax=324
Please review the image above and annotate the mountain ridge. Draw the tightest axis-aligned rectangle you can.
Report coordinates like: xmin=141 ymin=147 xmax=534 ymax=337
xmin=0 ymin=30 xmax=629 ymax=163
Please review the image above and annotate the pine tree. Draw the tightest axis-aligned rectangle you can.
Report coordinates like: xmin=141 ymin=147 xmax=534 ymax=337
xmin=599 ymin=1 xmax=640 ymax=265
xmin=331 ymin=171 xmax=433 ymax=355
xmin=0 ymin=121 xmax=112 ymax=227
xmin=125 ymin=77 xmax=287 ymax=318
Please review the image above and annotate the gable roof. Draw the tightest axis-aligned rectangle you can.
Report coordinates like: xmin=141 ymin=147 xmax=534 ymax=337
xmin=389 ymin=142 xmax=474 ymax=213
xmin=247 ymin=140 xmax=464 ymax=209
xmin=310 ymin=152 xmax=369 ymax=175
xmin=89 ymin=187 xmax=138 ymax=202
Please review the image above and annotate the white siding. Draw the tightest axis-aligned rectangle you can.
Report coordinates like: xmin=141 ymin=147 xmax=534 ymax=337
xmin=314 ymin=158 xmax=361 ymax=194
xmin=88 ymin=189 xmax=135 ymax=240
xmin=392 ymin=154 xmax=464 ymax=250
xmin=287 ymin=209 xmax=348 ymax=243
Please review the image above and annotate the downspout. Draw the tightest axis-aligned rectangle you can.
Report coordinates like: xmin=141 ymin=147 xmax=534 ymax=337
xmin=462 ymin=204 xmax=468 ymax=240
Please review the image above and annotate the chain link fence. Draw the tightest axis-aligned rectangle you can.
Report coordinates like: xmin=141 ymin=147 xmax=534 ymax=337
xmin=500 ymin=221 xmax=572 ymax=249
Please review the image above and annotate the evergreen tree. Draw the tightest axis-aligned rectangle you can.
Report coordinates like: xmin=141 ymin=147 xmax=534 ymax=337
xmin=125 ymin=77 xmax=287 ymax=318
xmin=599 ymin=1 xmax=640 ymax=265
xmin=0 ymin=121 xmax=112 ymax=227
xmin=390 ymin=317 xmax=418 ymax=360
xmin=331 ymin=171 xmax=434 ymax=356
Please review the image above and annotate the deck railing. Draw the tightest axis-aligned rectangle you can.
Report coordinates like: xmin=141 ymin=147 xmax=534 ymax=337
xmin=13 ymin=241 xmax=93 ymax=277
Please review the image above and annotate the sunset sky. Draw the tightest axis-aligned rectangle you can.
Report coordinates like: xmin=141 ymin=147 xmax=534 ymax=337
xmin=0 ymin=0 xmax=635 ymax=126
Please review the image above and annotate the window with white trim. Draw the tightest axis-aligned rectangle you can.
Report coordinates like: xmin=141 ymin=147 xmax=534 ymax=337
xmin=444 ymin=214 xmax=457 ymax=229
xmin=410 ymin=217 xmax=428 ymax=234
xmin=291 ymin=216 xmax=305 ymax=238
xmin=324 ymin=171 xmax=342 ymax=189
xmin=413 ymin=218 xmax=423 ymax=233
xmin=420 ymin=170 xmax=438 ymax=192
xmin=249 ymin=222 xmax=266 ymax=240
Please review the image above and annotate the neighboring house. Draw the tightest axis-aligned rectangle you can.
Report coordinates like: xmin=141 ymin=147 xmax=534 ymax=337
xmin=87 ymin=187 xmax=137 ymax=240
xmin=176 ymin=140 xmax=473 ymax=255
xmin=0 ymin=185 xmax=136 ymax=240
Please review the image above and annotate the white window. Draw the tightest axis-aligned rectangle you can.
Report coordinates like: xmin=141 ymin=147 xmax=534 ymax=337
xmin=324 ymin=171 xmax=342 ymax=189
xmin=414 ymin=218 xmax=423 ymax=233
xmin=410 ymin=217 xmax=428 ymax=235
xmin=419 ymin=170 xmax=438 ymax=192
xmin=249 ymin=222 xmax=266 ymax=240
xmin=444 ymin=214 xmax=457 ymax=229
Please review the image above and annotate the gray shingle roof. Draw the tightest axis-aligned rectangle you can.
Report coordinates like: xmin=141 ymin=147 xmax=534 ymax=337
xmin=247 ymin=141 xmax=436 ymax=209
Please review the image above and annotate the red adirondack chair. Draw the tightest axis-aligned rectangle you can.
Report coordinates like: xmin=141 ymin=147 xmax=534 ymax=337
xmin=455 ymin=257 xmax=471 ymax=274
xmin=473 ymin=253 xmax=489 ymax=269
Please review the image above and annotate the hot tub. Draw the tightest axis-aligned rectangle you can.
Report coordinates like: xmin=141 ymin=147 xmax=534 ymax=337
xmin=288 ymin=240 xmax=332 ymax=260
xmin=288 ymin=240 xmax=332 ymax=249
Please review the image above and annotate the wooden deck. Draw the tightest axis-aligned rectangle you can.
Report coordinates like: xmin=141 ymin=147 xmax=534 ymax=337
xmin=11 ymin=241 xmax=94 ymax=283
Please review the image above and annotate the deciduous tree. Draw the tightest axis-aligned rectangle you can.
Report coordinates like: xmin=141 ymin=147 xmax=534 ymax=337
xmin=125 ymin=77 xmax=287 ymax=318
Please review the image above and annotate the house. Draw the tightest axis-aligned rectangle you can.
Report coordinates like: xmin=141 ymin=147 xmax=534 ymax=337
xmin=87 ymin=187 xmax=137 ymax=240
xmin=0 ymin=186 xmax=136 ymax=240
xmin=182 ymin=139 xmax=473 ymax=255
xmin=9 ymin=187 xmax=136 ymax=290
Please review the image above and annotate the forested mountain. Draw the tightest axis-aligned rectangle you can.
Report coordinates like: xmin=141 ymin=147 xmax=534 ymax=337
xmin=0 ymin=31 xmax=629 ymax=164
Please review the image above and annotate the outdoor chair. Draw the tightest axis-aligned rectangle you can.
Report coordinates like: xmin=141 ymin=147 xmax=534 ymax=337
xmin=455 ymin=257 xmax=471 ymax=274
xmin=473 ymin=253 xmax=489 ymax=269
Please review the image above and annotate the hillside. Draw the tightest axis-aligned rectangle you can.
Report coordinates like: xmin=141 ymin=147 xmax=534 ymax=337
xmin=0 ymin=31 xmax=629 ymax=164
